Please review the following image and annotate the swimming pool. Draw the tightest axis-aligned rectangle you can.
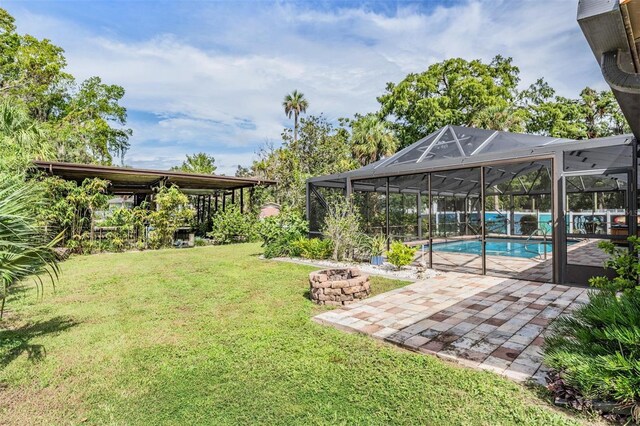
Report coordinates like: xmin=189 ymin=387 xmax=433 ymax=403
xmin=425 ymin=238 xmax=564 ymax=259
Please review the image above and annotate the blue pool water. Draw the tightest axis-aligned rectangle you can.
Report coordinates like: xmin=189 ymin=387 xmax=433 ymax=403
xmin=425 ymin=239 xmax=563 ymax=259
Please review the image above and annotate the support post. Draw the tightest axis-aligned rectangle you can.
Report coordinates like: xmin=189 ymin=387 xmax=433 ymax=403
xmin=305 ymin=182 xmax=311 ymax=224
xmin=222 ymin=192 xmax=226 ymax=211
xmin=214 ymin=192 xmax=219 ymax=213
xmin=629 ymin=139 xmax=638 ymax=250
xmin=240 ymin=188 xmax=244 ymax=213
xmin=231 ymin=189 xmax=235 ymax=205
xmin=552 ymin=154 xmax=566 ymax=284
xmin=428 ymin=173 xmax=433 ymax=269
xmin=385 ymin=177 xmax=390 ymax=251
xmin=417 ymin=192 xmax=422 ymax=239
xmin=480 ymin=166 xmax=487 ymax=275
xmin=509 ymin=194 xmax=515 ymax=236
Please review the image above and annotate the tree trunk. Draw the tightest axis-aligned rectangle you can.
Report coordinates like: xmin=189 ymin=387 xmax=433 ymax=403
xmin=294 ymin=111 xmax=299 ymax=143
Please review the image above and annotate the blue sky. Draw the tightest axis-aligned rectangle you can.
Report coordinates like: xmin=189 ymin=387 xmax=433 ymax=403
xmin=4 ymin=0 xmax=605 ymax=174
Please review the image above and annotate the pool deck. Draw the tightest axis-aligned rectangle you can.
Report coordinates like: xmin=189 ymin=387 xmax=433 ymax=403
xmin=314 ymin=272 xmax=590 ymax=383
xmin=419 ymin=238 xmax=607 ymax=283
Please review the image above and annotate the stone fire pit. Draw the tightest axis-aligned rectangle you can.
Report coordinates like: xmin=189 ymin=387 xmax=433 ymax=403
xmin=309 ymin=268 xmax=370 ymax=306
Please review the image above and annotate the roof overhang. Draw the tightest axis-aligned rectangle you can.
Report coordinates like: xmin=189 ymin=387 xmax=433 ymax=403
xmin=34 ymin=161 xmax=276 ymax=195
xmin=578 ymin=0 xmax=640 ymax=138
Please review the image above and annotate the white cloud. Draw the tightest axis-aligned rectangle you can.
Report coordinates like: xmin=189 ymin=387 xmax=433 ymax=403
xmin=8 ymin=1 xmax=606 ymax=171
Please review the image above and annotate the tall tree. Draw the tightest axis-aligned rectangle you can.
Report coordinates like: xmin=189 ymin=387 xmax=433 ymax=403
xmin=350 ymin=114 xmax=398 ymax=165
xmin=0 ymin=8 xmax=132 ymax=165
xmin=172 ymin=152 xmax=217 ymax=174
xmin=282 ymin=90 xmax=308 ymax=143
xmin=378 ymin=55 xmax=520 ymax=148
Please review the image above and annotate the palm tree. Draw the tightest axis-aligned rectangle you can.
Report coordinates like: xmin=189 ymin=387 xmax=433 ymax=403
xmin=282 ymin=90 xmax=309 ymax=143
xmin=0 ymin=177 xmax=60 ymax=318
xmin=470 ymin=105 xmax=526 ymax=133
xmin=351 ymin=114 xmax=398 ymax=166
xmin=0 ymin=100 xmax=52 ymax=173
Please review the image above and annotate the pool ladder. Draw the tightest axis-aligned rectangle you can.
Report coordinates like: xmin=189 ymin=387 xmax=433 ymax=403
xmin=524 ymin=228 xmax=549 ymax=260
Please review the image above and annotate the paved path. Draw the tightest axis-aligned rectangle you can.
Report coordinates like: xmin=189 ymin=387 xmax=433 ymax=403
xmin=313 ymin=272 xmax=590 ymax=383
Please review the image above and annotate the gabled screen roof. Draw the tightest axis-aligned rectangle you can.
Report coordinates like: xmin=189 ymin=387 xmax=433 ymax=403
xmin=373 ymin=125 xmax=567 ymax=170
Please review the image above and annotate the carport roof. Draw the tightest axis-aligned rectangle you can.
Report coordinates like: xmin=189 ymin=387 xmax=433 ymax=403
xmin=34 ymin=161 xmax=276 ymax=195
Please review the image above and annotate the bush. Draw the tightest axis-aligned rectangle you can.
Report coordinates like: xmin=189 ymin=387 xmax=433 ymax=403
xmin=519 ymin=214 xmax=538 ymax=235
xmin=207 ymin=205 xmax=257 ymax=244
xmin=292 ymin=237 xmax=333 ymax=260
xmin=258 ymin=210 xmax=308 ymax=258
xmin=148 ymin=186 xmax=194 ymax=249
xmin=544 ymin=236 xmax=640 ymax=418
xmin=366 ymin=234 xmax=387 ymax=257
xmin=387 ymin=241 xmax=417 ymax=269
xmin=194 ymin=237 xmax=208 ymax=247
xmin=322 ymin=196 xmax=361 ymax=261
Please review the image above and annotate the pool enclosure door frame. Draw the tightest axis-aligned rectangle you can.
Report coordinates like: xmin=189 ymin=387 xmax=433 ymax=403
xmin=559 ymin=149 xmax=637 ymax=285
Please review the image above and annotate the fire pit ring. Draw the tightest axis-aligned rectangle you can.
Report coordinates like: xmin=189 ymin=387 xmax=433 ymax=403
xmin=309 ymin=268 xmax=370 ymax=306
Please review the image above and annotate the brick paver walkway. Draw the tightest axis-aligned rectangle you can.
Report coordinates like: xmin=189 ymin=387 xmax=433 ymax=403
xmin=313 ymin=272 xmax=590 ymax=383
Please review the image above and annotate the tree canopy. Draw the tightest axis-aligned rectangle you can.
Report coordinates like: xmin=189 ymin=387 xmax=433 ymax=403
xmin=0 ymin=7 xmax=132 ymax=169
xmin=171 ymin=152 xmax=217 ymax=174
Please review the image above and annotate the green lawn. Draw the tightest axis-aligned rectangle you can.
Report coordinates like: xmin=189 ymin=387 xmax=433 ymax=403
xmin=0 ymin=243 xmax=587 ymax=425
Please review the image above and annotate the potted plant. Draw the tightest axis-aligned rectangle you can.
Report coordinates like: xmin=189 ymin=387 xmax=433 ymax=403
xmin=368 ymin=234 xmax=387 ymax=265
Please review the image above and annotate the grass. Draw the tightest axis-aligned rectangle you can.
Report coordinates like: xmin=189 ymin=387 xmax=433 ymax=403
xmin=0 ymin=243 xmax=588 ymax=425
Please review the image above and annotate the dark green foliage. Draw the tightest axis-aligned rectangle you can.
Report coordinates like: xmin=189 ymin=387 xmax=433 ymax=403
xmin=207 ymin=205 xmax=257 ymax=245
xmin=544 ymin=236 xmax=640 ymax=416
xmin=291 ymin=237 xmax=332 ymax=260
xmin=258 ymin=210 xmax=308 ymax=258
xmin=544 ymin=290 xmax=640 ymax=408
xmin=589 ymin=237 xmax=640 ymax=293
xmin=0 ymin=176 xmax=60 ymax=318
xmin=387 ymin=241 xmax=417 ymax=269
xmin=101 ymin=205 xmax=148 ymax=252
xmin=519 ymin=214 xmax=538 ymax=235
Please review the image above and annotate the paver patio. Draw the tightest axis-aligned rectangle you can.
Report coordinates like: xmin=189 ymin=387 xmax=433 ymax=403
xmin=313 ymin=272 xmax=590 ymax=383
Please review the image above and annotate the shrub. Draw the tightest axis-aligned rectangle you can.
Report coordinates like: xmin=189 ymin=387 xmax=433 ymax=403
xmin=194 ymin=237 xmax=208 ymax=247
xmin=519 ymin=214 xmax=538 ymax=235
xmin=207 ymin=205 xmax=257 ymax=244
xmin=387 ymin=241 xmax=417 ymax=269
xmin=103 ymin=205 xmax=148 ymax=252
xmin=589 ymin=236 xmax=640 ymax=293
xmin=544 ymin=290 xmax=640 ymax=411
xmin=292 ymin=237 xmax=333 ymax=260
xmin=367 ymin=234 xmax=387 ymax=257
xmin=322 ymin=196 xmax=361 ymax=261
xmin=148 ymin=186 xmax=194 ymax=249
xmin=544 ymin=236 xmax=640 ymax=419
xmin=258 ymin=210 xmax=308 ymax=258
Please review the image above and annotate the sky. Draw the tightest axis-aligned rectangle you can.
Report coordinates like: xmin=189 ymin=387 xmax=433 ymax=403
xmin=4 ymin=0 xmax=606 ymax=175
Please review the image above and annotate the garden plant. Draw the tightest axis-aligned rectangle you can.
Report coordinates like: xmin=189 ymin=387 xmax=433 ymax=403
xmin=544 ymin=237 xmax=640 ymax=422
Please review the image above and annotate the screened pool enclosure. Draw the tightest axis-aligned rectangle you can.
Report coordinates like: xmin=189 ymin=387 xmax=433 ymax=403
xmin=307 ymin=125 xmax=638 ymax=285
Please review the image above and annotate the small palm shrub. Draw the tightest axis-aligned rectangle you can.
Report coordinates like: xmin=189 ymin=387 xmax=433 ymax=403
xmin=207 ymin=205 xmax=257 ymax=244
xmin=544 ymin=237 xmax=640 ymax=419
xmin=0 ymin=177 xmax=60 ymax=318
xmin=387 ymin=241 xmax=417 ymax=269
xmin=258 ymin=210 xmax=308 ymax=258
xmin=292 ymin=237 xmax=332 ymax=260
